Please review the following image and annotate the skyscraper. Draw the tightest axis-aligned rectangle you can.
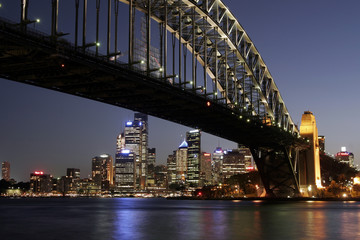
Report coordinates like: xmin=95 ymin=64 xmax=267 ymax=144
xmin=115 ymin=149 xmax=135 ymax=193
xmin=92 ymin=154 xmax=113 ymax=192
xmin=200 ymin=152 xmax=212 ymax=186
xmin=1 ymin=161 xmax=10 ymax=181
xmin=186 ymin=129 xmax=201 ymax=187
xmin=166 ymin=151 xmax=177 ymax=186
xmin=212 ymin=147 xmax=224 ymax=184
xmin=148 ymin=148 xmax=156 ymax=166
xmin=176 ymin=140 xmax=188 ymax=184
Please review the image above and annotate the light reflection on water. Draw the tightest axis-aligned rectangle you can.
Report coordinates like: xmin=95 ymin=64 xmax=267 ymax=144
xmin=1 ymin=198 xmax=360 ymax=240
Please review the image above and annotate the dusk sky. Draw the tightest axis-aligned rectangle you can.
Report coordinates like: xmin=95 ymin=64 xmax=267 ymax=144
xmin=1 ymin=0 xmax=360 ymax=182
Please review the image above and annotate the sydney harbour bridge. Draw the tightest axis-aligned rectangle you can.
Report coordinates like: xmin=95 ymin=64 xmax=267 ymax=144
xmin=0 ymin=0 xmax=316 ymax=197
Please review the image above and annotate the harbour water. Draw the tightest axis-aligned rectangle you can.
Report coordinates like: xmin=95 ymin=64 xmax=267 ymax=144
xmin=1 ymin=198 xmax=359 ymax=240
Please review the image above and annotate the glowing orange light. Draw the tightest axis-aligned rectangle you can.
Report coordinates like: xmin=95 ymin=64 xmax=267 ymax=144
xmin=204 ymin=153 xmax=211 ymax=156
xmin=206 ymin=101 xmax=211 ymax=107
xmin=61 ymin=64 xmax=65 ymax=68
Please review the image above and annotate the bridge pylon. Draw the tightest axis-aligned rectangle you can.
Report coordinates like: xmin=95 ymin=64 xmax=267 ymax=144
xmin=298 ymin=111 xmax=322 ymax=196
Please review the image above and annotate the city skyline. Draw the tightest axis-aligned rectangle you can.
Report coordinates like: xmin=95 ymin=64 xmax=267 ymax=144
xmin=1 ymin=0 xmax=360 ymax=182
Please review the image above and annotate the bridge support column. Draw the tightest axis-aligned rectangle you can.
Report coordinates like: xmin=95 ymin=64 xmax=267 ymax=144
xmin=250 ymin=146 xmax=300 ymax=198
xmin=299 ymin=111 xmax=322 ymax=196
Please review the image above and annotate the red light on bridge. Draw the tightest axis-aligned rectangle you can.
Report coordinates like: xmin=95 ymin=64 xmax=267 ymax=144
xmin=34 ymin=171 xmax=44 ymax=175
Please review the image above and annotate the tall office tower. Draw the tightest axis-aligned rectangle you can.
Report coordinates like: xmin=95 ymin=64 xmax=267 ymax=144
xmin=238 ymin=146 xmax=255 ymax=171
xmin=1 ymin=161 xmax=10 ymax=181
xmin=30 ymin=171 xmax=53 ymax=193
xmin=200 ymin=152 xmax=212 ymax=186
xmin=212 ymin=147 xmax=224 ymax=184
xmin=222 ymin=149 xmax=246 ymax=180
xmin=318 ymin=136 xmax=325 ymax=154
xmin=166 ymin=151 xmax=177 ymax=186
xmin=115 ymin=149 xmax=135 ymax=192
xmin=176 ymin=140 xmax=188 ymax=184
xmin=186 ymin=129 xmax=201 ymax=187
xmin=116 ymin=133 xmax=125 ymax=154
xmin=335 ymin=147 xmax=354 ymax=168
xmin=92 ymin=154 xmax=114 ymax=192
xmin=134 ymin=113 xmax=148 ymax=188
xmin=148 ymin=148 xmax=156 ymax=166
xmin=123 ymin=114 xmax=148 ymax=190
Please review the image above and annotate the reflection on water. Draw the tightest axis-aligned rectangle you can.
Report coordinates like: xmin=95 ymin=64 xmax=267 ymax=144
xmin=1 ymin=198 xmax=360 ymax=240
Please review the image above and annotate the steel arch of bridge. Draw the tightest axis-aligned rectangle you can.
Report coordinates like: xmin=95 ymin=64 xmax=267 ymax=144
xmin=123 ymin=0 xmax=298 ymax=135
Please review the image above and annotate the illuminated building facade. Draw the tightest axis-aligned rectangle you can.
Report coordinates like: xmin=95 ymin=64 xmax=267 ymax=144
xmin=30 ymin=171 xmax=53 ymax=193
xmin=122 ymin=113 xmax=148 ymax=190
xmin=148 ymin=148 xmax=156 ymax=166
xmin=200 ymin=152 xmax=212 ymax=186
xmin=176 ymin=140 xmax=188 ymax=184
xmin=1 ymin=161 xmax=10 ymax=181
xmin=238 ymin=146 xmax=255 ymax=171
xmin=166 ymin=152 xmax=177 ymax=185
xmin=92 ymin=154 xmax=114 ymax=192
xmin=115 ymin=149 xmax=135 ymax=192
xmin=335 ymin=147 xmax=354 ymax=167
xmin=222 ymin=149 xmax=246 ymax=179
xmin=212 ymin=147 xmax=224 ymax=184
xmin=186 ymin=129 xmax=201 ymax=187
xmin=299 ymin=111 xmax=322 ymax=189
xmin=66 ymin=168 xmax=80 ymax=194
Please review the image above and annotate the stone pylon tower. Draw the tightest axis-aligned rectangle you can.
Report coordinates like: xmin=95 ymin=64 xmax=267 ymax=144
xmin=299 ymin=111 xmax=322 ymax=192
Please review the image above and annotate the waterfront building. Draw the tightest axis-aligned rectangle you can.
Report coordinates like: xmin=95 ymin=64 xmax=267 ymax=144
xmin=66 ymin=168 xmax=80 ymax=194
xmin=30 ymin=171 xmax=53 ymax=194
xmin=1 ymin=161 xmax=10 ymax=181
xmin=115 ymin=149 xmax=135 ymax=192
xmin=92 ymin=154 xmax=113 ymax=192
xmin=200 ymin=152 xmax=212 ymax=186
xmin=176 ymin=140 xmax=188 ymax=184
xmin=212 ymin=147 xmax=224 ymax=184
xmin=154 ymin=165 xmax=167 ymax=188
xmin=335 ymin=147 xmax=354 ymax=168
xmin=222 ymin=149 xmax=246 ymax=179
xmin=166 ymin=152 xmax=177 ymax=186
xmin=238 ymin=146 xmax=255 ymax=171
xmin=186 ymin=129 xmax=201 ymax=187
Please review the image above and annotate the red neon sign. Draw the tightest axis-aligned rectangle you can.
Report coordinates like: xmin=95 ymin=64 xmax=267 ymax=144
xmin=246 ymin=166 xmax=255 ymax=171
xmin=34 ymin=171 xmax=44 ymax=175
